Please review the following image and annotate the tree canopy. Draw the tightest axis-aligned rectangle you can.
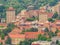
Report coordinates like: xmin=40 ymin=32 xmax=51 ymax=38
xmin=0 ymin=0 xmax=59 ymax=14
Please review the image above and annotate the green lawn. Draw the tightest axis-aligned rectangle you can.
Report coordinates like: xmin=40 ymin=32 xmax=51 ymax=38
xmin=0 ymin=26 xmax=4 ymax=28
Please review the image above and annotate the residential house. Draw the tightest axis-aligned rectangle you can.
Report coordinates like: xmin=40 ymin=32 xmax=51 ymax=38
xmin=0 ymin=23 xmax=7 ymax=30
xmin=31 ymin=41 xmax=52 ymax=45
xmin=25 ymin=32 xmax=44 ymax=39
xmin=8 ymin=33 xmax=25 ymax=45
xmin=39 ymin=8 xmax=48 ymax=23
xmin=8 ymin=28 xmax=25 ymax=45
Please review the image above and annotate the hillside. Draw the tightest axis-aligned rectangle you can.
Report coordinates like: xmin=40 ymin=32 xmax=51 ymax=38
xmin=0 ymin=0 xmax=59 ymax=17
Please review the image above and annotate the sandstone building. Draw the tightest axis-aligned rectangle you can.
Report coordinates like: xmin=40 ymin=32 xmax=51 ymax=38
xmin=6 ymin=7 xmax=15 ymax=23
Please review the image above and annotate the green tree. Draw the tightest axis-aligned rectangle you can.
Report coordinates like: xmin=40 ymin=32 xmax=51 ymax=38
xmin=44 ymin=27 xmax=49 ymax=32
xmin=0 ymin=30 xmax=2 ymax=35
xmin=38 ymin=34 xmax=47 ymax=41
xmin=26 ymin=18 xmax=35 ymax=21
xmin=56 ymin=40 xmax=59 ymax=44
xmin=29 ymin=28 xmax=38 ymax=32
xmin=3 ymin=23 xmax=16 ymax=36
xmin=48 ymin=18 xmax=55 ymax=23
xmin=0 ymin=43 xmax=2 ymax=45
xmin=0 ymin=4 xmax=5 ymax=12
xmin=47 ymin=38 xmax=51 ymax=41
xmin=48 ymin=31 xmax=56 ymax=38
xmin=5 ymin=37 xmax=11 ymax=44
xmin=20 ymin=39 xmax=37 ymax=45
xmin=52 ymin=12 xmax=58 ymax=19
xmin=3 ymin=27 xmax=12 ymax=35
xmin=0 ymin=0 xmax=59 ymax=18
xmin=49 ymin=0 xmax=58 ymax=6
xmin=19 ymin=39 xmax=32 ymax=45
xmin=0 ymin=4 xmax=5 ymax=18
xmin=8 ymin=23 xmax=16 ymax=29
xmin=55 ymin=29 xmax=59 ymax=35
xmin=1 ymin=33 xmax=5 ymax=40
xmin=21 ymin=28 xmax=38 ymax=34
xmin=38 ymin=34 xmax=51 ymax=41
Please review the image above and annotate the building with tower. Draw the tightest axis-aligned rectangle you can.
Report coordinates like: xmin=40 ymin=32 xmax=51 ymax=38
xmin=6 ymin=7 xmax=15 ymax=23
xmin=39 ymin=8 xmax=48 ymax=23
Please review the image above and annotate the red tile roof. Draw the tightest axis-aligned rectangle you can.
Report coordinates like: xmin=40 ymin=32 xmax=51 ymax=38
xmin=56 ymin=20 xmax=60 ymax=22
xmin=9 ymin=28 xmax=22 ymax=34
xmin=25 ymin=32 xmax=44 ymax=39
xmin=0 ymin=23 xmax=7 ymax=27
xmin=9 ymin=33 xmax=25 ymax=38
xmin=8 ymin=27 xmax=25 ymax=38
xmin=55 ymin=20 xmax=60 ymax=24
xmin=17 ymin=8 xmax=53 ymax=19
xmin=57 ymin=32 xmax=60 ymax=36
xmin=48 ymin=13 xmax=53 ymax=18
xmin=0 ymin=40 xmax=2 ymax=42
xmin=8 ymin=7 xmax=15 ymax=11
xmin=32 ymin=44 xmax=40 ymax=45
xmin=28 ymin=10 xmax=39 ymax=16
xmin=50 ymin=23 xmax=56 ymax=27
